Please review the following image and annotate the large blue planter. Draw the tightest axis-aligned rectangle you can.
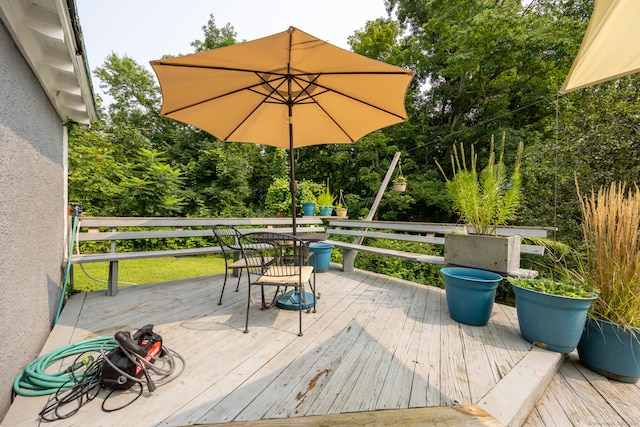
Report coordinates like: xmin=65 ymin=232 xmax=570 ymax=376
xmin=308 ymin=242 xmax=333 ymax=272
xmin=441 ymin=267 xmax=502 ymax=326
xmin=512 ymin=284 xmax=595 ymax=353
xmin=578 ymin=318 xmax=640 ymax=383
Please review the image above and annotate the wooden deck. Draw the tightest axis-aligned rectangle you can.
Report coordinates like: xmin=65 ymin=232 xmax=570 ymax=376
xmin=4 ymin=266 xmax=639 ymax=426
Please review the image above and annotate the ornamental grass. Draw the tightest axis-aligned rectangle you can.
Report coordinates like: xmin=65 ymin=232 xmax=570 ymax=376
xmin=578 ymin=180 xmax=640 ymax=328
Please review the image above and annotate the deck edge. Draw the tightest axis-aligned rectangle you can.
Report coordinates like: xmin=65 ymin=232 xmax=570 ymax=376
xmin=477 ymin=346 xmax=565 ymax=427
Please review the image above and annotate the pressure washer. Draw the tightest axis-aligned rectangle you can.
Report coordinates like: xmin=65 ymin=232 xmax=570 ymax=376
xmin=14 ymin=325 xmax=185 ymax=422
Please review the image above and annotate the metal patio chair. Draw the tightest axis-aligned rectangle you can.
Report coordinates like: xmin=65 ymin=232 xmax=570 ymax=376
xmin=239 ymin=232 xmax=316 ymax=337
xmin=212 ymin=225 xmax=272 ymax=305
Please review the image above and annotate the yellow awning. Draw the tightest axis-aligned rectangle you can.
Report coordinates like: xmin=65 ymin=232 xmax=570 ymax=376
xmin=560 ymin=0 xmax=640 ymax=94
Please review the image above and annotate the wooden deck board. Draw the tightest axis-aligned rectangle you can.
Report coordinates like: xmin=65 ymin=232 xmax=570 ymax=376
xmin=3 ymin=267 xmax=637 ymax=427
xmin=525 ymin=353 xmax=640 ymax=426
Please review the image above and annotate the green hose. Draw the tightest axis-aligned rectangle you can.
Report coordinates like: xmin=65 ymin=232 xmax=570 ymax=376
xmin=13 ymin=336 xmax=117 ymax=397
xmin=55 ymin=210 xmax=80 ymax=325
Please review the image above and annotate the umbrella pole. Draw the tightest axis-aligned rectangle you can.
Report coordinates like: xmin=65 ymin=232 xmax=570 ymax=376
xmin=289 ymin=105 xmax=297 ymax=235
xmin=287 ymin=58 xmax=297 ymax=236
xmin=290 ymin=134 xmax=297 ymax=235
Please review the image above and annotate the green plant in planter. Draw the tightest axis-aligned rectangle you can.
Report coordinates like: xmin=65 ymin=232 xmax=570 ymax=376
xmin=436 ymin=134 xmax=523 ymax=235
xmin=317 ymin=186 xmax=335 ymax=207
xmin=393 ymin=176 xmax=407 ymax=184
xmin=507 ymin=277 xmax=594 ymax=299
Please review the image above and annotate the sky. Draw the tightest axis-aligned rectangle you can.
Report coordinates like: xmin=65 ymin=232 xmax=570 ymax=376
xmin=75 ymin=0 xmax=390 ymax=98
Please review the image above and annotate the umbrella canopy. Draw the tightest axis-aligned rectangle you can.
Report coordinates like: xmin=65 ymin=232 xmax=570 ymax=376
xmin=150 ymin=26 xmax=414 ymax=228
xmin=560 ymin=0 xmax=640 ymax=94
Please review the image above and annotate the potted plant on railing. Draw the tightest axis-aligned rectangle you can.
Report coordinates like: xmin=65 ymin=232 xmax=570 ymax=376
xmin=576 ymin=180 xmax=640 ymax=382
xmin=298 ymin=183 xmax=317 ymax=217
xmin=317 ymin=182 xmax=335 ymax=216
xmin=335 ymin=189 xmax=348 ymax=218
xmin=393 ymin=176 xmax=408 ymax=192
xmin=436 ymin=134 xmax=524 ymax=274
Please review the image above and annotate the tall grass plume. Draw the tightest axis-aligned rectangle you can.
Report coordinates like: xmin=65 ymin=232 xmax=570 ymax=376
xmin=578 ymin=180 xmax=640 ymax=328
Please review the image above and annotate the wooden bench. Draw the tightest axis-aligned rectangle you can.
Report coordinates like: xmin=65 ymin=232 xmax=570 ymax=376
xmin=324 ymin=219 xmax=553 ymax=278
xmin=70 ymin=217 xmax=326 ymax=296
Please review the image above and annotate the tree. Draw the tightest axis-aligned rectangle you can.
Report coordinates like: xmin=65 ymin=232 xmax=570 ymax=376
xmin=68 ymin=121 xmax=123 ymax=215
xmin=116 ymin=148 xmax=184 ymax=216
xmin=191 ymin=15 xmax=238 ymax=52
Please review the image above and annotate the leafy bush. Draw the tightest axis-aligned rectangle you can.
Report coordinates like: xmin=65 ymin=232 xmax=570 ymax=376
xmin=329 ymin=236 xmax=444 ymax=288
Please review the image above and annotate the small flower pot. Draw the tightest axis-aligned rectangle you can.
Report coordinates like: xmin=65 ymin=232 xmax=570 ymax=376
xmin=318 ymin=206 xmax=333 ymax=216
xmin=393 ymin=182 xmax=407 ymax=192
xmin=302 ymin=202 xmax=316 ymax=216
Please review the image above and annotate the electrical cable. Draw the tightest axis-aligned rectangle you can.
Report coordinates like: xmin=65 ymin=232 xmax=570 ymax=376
xmin=74 ymin=218 xmax=138 ymax=288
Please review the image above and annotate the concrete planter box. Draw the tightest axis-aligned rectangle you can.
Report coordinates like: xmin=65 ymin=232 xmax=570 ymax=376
xmin=444 ymin=234 xmax=521 ymax=274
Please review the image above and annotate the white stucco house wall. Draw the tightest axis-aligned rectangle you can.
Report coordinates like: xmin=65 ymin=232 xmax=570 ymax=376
xmin=0 ymin=0 xmax=96 ymax=420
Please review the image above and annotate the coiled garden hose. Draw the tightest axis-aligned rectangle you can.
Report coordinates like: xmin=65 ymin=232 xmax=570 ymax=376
xmin=13 ymin=336 xmax=117 ymax=397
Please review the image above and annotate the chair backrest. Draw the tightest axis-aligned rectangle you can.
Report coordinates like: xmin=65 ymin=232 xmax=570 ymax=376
xmin=238 ymin=232 xmax=308 ymax=279
xmin=212 ymin=225 xmax=242 ymax=257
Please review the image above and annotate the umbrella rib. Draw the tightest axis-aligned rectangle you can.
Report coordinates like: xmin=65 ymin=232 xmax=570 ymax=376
xmin=152 ymin=62 xmax=289 ymax=76
xmin=223 ymin=72 xmax=290 ymax=140
xmin=290 ymin=74 xmax=407 ymax=120
xmin=161 ymin=74 xmax=288 ymax=116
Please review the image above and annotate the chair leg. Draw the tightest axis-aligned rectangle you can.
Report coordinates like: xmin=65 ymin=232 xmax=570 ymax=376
xmin=298 ymin=286 xmax=303 ymax=337
xmin=311 ymin=270 xmax=317 ymax=313
xmin=244 ymin=284 xmax=251 ymax=334
xmin=218 ymin=268 xmax=230 ymax=305
xmin=235 ymin=269 xmax=243 ymax=291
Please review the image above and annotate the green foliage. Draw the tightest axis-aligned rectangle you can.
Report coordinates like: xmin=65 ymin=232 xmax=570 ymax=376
xmin=340 ymin=237 xmax=444 ymax=287
xmin=68 ymin=122 xmax=123 ymax=215
xmin=190 ymin=15 xmax=238 ymax=52
xmin=264 ymin=178 xmax=324 ymax=216
xmin=437 ymin=135 xmax=523 ymax=235
xmin=298 ymin=180 xmax=323 ymax=204
xmin=264 ymin=177 xmax=292 ymax=216
xmin=507 ymin=277 xmax=594 ymax=299
xmin=317 ymin=183 xmax=336 ymax=207
xmin=117 ymin=148 xmax=185 ymax=216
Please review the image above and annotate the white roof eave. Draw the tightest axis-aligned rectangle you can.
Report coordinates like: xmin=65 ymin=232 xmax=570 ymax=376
xmin=0 ymin=0 xmax=97 ymax=124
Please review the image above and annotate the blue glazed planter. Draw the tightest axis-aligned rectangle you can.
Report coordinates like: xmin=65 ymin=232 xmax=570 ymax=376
xmin=578 ymin=318 xmax=640 ymax=383
xmin=512 ymin=284 xmax=596 ymax=353
xmin=318 ymin=206 xmax=333 ymax=216
xmin=441 ymin=267 xmax=503 ymax=326
xmin=302 ymin=202 xmax=315 ymax=216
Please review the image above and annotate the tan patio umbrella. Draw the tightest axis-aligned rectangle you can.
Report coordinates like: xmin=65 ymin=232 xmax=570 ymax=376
xmin=150 ymin=26 xmax=414 ymax=231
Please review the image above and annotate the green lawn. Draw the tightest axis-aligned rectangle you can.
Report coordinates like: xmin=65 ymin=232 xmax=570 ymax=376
xmin=71 ymin=255 xmax=227 ymax=292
